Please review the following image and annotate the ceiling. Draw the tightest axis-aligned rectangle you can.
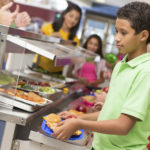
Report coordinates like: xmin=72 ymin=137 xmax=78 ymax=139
xmin=68 ymin=0 xmax=150 ymax=7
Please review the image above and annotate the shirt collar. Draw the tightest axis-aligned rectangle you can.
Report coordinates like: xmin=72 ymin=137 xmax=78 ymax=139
xmin=121 ymin=53 xmax=150 ymax=68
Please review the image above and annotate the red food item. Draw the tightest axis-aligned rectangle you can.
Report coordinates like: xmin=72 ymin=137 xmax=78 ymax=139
xmin=76 ymin=105 xmax=86 ymax=113
xmin=43 ymin=83 xmax=50 ymax=86
xmin=147 ymin=143 xmax=150 ymax=150
xmin=38 ymin=82 xmax=42 ymax=86
xmin=66 ymin=115 xmax=77 ymax=119
xmin=29 ymin=81 xmax=35 ymax=85
xmin=103 ymin=86 xmax=109 ymax=93
xmin=148 ymin=136 xmax=150 ymax=141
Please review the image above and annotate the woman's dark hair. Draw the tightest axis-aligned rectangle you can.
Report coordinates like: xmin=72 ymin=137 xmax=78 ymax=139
xmin=83 ymin=34 xmax=104 ymax=58
xmin=117 ymin=2 xmax=150 ymax=44
xmin=52 ymin=2 xmax=82 ymax=40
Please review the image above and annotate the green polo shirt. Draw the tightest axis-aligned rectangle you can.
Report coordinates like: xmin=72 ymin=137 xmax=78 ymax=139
xmin=93 ymin=53 xmax=150 ymax=150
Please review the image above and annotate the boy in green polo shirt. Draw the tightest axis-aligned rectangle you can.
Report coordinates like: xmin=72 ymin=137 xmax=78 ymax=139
xmin=54 ymin=2 xmax=150 ymax=150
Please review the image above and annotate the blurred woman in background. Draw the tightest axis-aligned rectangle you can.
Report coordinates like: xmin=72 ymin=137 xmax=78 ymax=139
xmin=33 ymin=2 xmax=82 ymax=74
xmin=72 ymin=34 xmax=106 ymax=87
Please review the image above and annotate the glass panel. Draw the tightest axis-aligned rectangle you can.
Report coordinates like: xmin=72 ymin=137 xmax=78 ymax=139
xmin=105 ymin=24 xmax=118 ymax=54
xmin=0 ymin=35 xmax=26 ymax=107
xmin=0 ymin=26 xmax=100 ymax=111
xmin=105 ymin=44 xmax=118 ymax=55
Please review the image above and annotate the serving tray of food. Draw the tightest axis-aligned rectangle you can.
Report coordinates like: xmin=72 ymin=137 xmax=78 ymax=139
xmin=0 ymin=87 xmax=53 ymax=107
xmin=41 ymin=113 xmax=83 ymax=140
xmin=16 ymin=84 xmax=61 ymax=95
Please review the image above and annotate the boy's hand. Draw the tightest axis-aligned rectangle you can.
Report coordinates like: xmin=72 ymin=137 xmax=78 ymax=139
xmin=0 ymin=2 xmax=19 ymax=26
xmin=15 ymin=11 xmax=31 ymax=27
xmin=57 ymin=111 xmax=77 ymax=119
xmin=93 ymin=101 xmax=104 ymax=111
xmin=53 ymin=118 xmax=80 ymax=141
xmin=94 ymin=92 xmax=107 ymax=103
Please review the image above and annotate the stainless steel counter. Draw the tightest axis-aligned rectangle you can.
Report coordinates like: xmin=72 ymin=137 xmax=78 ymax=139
xmin=0 ymin=83 xmax=87 ymax=150
xmin=0 ymin=92 xmax=75 ymax=125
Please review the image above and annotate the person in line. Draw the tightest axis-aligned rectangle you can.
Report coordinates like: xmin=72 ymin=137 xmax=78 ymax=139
xmin=147 ymin=42 xmax=150 ymax=52
xmin=0 ymin=0 xmax=31 ymax=27
xmin=53 ymin=2 xmax=150 ymax=150
xmin=72 ymin=34 xmax=106 ymax=87
xmin=0 ymin=1 xmax=31 ymax=70
xmin=33 ymin=3 xmax=82 ymax=73
xmin=0 ymin=2 xmax=18 ymax=26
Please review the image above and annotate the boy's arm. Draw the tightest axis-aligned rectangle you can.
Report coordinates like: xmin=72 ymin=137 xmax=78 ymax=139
xmin=79 ymin=111 xmax=100 ymax=121
xmin=79 ymin=113 xmax=137 ymax=135
xmin=58 ymin=111 xmax=100 ymax=121
xmin=54 ymin=113 xmax=137 ymax=140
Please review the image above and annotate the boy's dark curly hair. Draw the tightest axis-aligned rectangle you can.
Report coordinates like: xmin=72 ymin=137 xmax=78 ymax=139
xmin=117 ymin=2 xmax=150 ymax=44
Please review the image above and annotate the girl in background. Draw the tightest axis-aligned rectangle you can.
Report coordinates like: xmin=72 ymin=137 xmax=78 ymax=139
xmin=147 ymin=43 xmax=150 ymax=52
xmin=72 ymin=34 xmax=106 ymax=87
xmin=33 ymin=3 xmax=82 ymax=73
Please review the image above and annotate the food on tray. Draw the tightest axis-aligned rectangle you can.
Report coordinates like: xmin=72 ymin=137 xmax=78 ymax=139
xmin=44 ymin=113 xmax=82 ymax=136
xmin=38 ymin=87 xmax=57 ymax=94
xmin=76 ymin=105 xmax=87 ymax=113
xmin=82 ymin=95 xmax=95 ymax=103
xmin=32 ymin=67 xmax=48 ymax=74
xmin=7 ymin=88 xmax=16 ymax=96
xmin=38 ymin=82 xmax=50 ymax=86
xmin=50 ymin=82 xmax=64 ymax=88
xmin=82 ymin=95 xmax=96 ymax=107
xmin=17 ymin=84 xmax=34 ymax=90
xmin=0 ymin=72 xmax=15 ymax=85
xmin=17 ymin=80 xmax=26 ymax=85
xmin=103 ymin=86 xmax=109 ymax=93
xmin=95 ymin=89 xmax=103 ymax=93
xmin=74 ymin=130 xmax=82 ymax=136
xmin=0 ymin=88 xmax=6 ymax=93
xmin=0 ymin=88 xmax=45 ymax=104
xmin=52 ymin=74 xmax=65 ymax=80
xmin=27 ymin=92 xmax=45 ymax=103
xmin=45 ymin=113 xmax=61 ymax=123
xmin=69 ymin=109 xmax=84 ymax=116
xmin=66 ymin=115 xmax=77 ymax=119
xmin=63 ymin=88 xmax=69 ymax=94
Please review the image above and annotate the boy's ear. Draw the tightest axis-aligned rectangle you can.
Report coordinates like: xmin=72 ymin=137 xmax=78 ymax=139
xmin=140 ymin=30 xmax=149 ymax=42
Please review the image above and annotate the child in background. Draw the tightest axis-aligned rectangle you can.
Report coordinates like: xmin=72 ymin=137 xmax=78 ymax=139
xmin=72 ymin=34 xmax=106 ymax=87
xmin=33 ymin=3 xmax=82 ymax=73
xmin=54 ymin=2 xmax=150 ymax=150
xmin=147 ymin=43 xmax=150 ymax=52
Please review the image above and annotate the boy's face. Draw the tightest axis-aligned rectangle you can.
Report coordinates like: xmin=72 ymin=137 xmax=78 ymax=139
xmin=115 ymin=18 xmax=142 ymax=56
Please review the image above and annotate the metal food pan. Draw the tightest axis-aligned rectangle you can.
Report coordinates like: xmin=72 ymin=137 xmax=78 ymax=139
xmin=0 ymin=91 xmax=53 ymax=107
xmin=16 ymin=85 xmax=61 ymax=95
xmin=0 ymin=95 xmax=40 ymax=112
